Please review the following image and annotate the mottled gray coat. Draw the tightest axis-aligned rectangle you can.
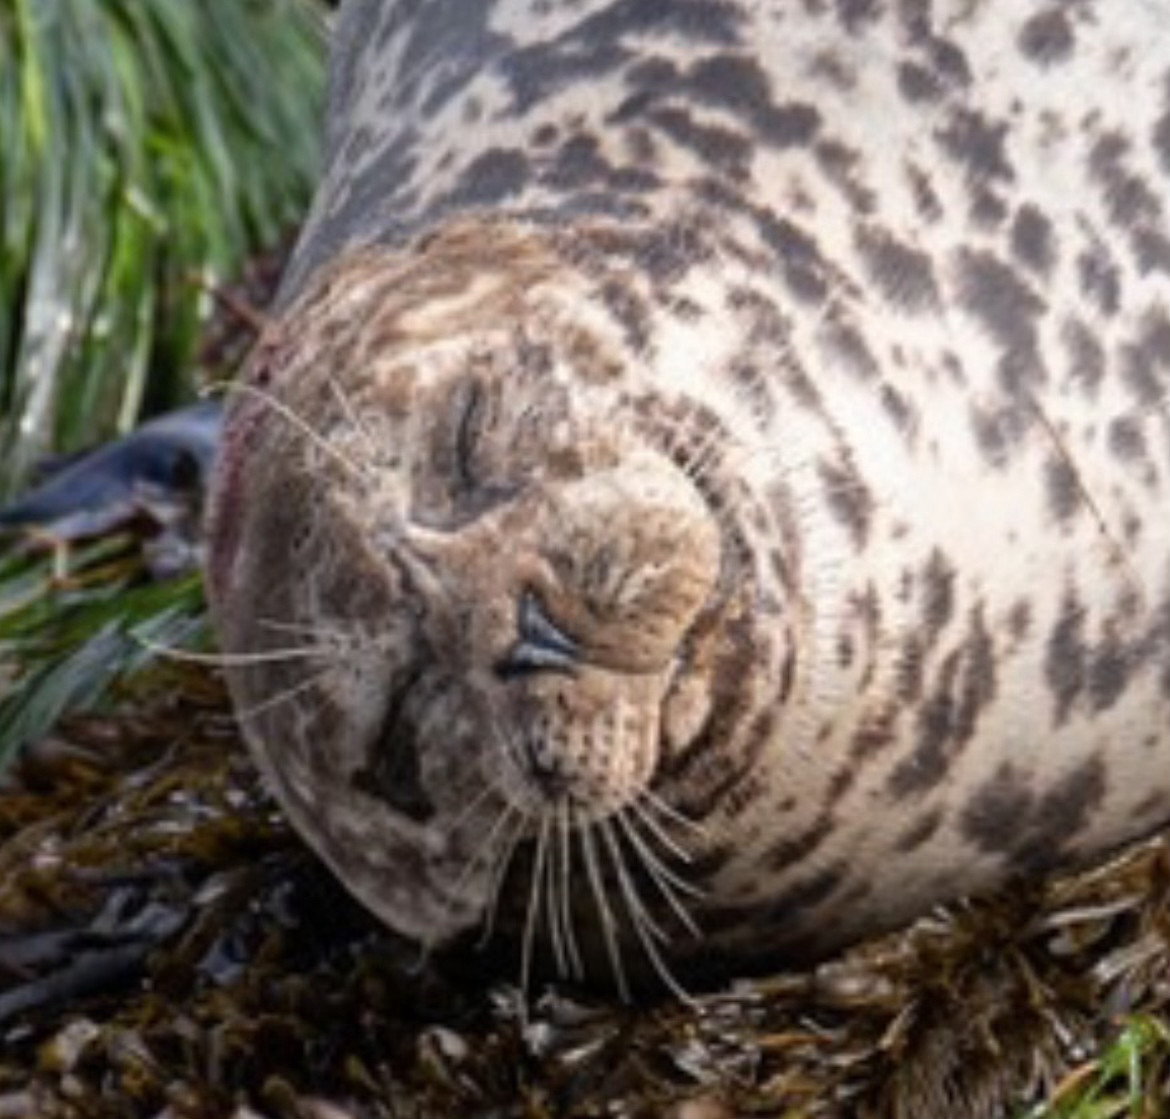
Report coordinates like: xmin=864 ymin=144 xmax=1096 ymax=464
xmin=210 ymin=0 xmax=1170 ymax=991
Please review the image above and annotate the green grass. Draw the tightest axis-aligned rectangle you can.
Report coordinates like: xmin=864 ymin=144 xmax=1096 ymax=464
xmin=0 ymin=0 xmax=326 ymax=494
xmin=1026 ymin=1016 xmax=1170 ymax=1119
xmin=0 ymin=538 xmax=208 ymax=769
xmin=0 ymin=0 xmax=327 ymax=761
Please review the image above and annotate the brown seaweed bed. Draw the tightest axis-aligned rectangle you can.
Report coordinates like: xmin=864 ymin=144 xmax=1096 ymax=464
xmin=0 ymin=670 xmax=1167 ymax=1119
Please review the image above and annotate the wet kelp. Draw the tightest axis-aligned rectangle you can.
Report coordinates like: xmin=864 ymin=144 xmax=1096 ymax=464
xmin=0 ymin=687 xmax=1166 ymax=1119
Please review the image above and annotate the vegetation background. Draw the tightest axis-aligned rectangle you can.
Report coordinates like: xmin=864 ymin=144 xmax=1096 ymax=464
xmin=0 ymin=0 xmax=326 ymax=758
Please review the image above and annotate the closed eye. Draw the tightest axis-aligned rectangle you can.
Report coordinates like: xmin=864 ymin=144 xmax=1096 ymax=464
xmin=453 ymin=377 xmax=484 ymax=494
xmin=494 ymin=591 xmax=580 ymax=678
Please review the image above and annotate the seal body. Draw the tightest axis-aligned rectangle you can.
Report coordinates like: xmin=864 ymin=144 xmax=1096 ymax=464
xmin=208 ymin=0 xmax=1170 ymax=989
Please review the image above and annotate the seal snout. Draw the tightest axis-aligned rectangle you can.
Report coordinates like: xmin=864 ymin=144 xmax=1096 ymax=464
xmin=474 ymin=454 xmax=725 ymax=822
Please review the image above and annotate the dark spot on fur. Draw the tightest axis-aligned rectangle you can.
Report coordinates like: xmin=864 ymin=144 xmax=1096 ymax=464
xmin=545 ymin=131 xmax=659 ymax=193
xmin=835 ymin=0 xmax=882 ymax=32
xmin=815 ymin=140 xmax=876 ymax=212
xmin=1089 ymin=132 xmax=1163 ymax=232
xmin=756 ymin=213 xmax=831 ymax=303
xmin=855 ymin=225 xmax=940 ymax=312
xmin=818 ymin=454 xmax=874 ymax=547
xmin=969 ymin=184 xmax=1009 ymax=229
xmin=896 ymin=810 xmax=943 ymax=853
xmin=1155 ymin=77 xmax=1170 ymax=178
xmin=1028 ymin=757 xmax=1107 ymax=859
xmin=826 ymin=764 xmax=856 ymax=806
xmin=1046 ymin=592 xmax=1086 ymax=724
xmin=937 ymin=108 xmax=1013 ymax=185
xmin=837 ymin=633 xmax=856 ymax=669
xmin=502 ymin=0 xmax=743 ymax=111
xmin=968 ymin=400 xmax=1033 ymax=467
xmin=896 ymin=636 xmax=924 ymax=702
xmin=880 ymin=382 xmax=917 ymax=434
xmin=955 ymin=249 xmax=1044 ymax=379
xmin=1007 ymin=600 xmax=1032 ymax=643
xmin=1017 ymin=9 xmax=1074 ymax=66
xmin=685 ymin=54 xmax=821 ymax=146
xmin=600 ymin=277 xmax=653 ymax=353
xmin=621 ymin=54 xmax=679 ymax=98
xmin=961 ymin=762 xmax=1033 ymax=855
xmin=1121 ymin=309 xmax=1170 ymax=408
xmin=1087 ymin=132 xmax=1170 ymax=277
xmin=1061 ymin=317 xmax=1107 ymax=395
xmin=888 ymin=608 xmax=996 ymax=798
xmin=1134 ymin=228 xmax=1170 ymax=277
xmin=898 ymin=60 xmax=945 ymax=103
xmin=649 ymin=104 xmax=751 ymax=176
xmin=1089 ymin=631 xmax=1132 ymax=713
xmin=1010 ymin=204 xmax=1056 ymax=277
xmin=764 ymin=812 xmax=833 ymax=871
xmin=906 ymin=163 xmax=944 ymax=222
xmin=446 ymin=147 xmax=530 ymax=208
xmin=851 ymin=705 xmax=899 ymax=759
xmin=1076 ymin=239 xmax=1122 ymax=317
xmin=1044 ymin=454 xmax=1080 ymax=523
xmin=820 ymin=313 xmax=880 ymax=380
xmin=921 ymin=549 xmax=956 ymax=645
xmin=926 ymin=37 xmax=970 ymax=87
xmin=899 ymin=10 xmax=971 ymax=86
xmin=766 ymin=863 xmax=846 ymax=914
xmin=1108 ymin=416 xmax=1147 ymax=464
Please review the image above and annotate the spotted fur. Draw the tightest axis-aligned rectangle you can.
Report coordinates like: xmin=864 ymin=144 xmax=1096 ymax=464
xmin=208 ymin=0 xmax=1170 ymax=988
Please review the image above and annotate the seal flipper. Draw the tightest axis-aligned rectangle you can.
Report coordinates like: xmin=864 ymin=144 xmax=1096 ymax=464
xmin=0 ymin=401 xmax=223 ymax=543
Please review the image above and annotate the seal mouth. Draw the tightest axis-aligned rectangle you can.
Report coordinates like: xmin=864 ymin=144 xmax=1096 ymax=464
xmin=351 ymin=666 xmax=436 ymax=824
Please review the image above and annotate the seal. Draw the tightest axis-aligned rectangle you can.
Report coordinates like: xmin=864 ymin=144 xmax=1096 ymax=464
xmin=207 ymin=0 xmax=1170 ymax=994
xmin=1 ymin=401 xmax=222 ymax=577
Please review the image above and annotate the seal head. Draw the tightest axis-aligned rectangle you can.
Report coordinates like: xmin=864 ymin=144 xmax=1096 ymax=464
xmin=207 ymin=227 xmax=756 ymax=982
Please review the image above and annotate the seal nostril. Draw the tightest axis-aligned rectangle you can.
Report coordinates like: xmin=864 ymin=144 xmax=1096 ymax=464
xmin=495 ymin=591 xmax=581 ymax=678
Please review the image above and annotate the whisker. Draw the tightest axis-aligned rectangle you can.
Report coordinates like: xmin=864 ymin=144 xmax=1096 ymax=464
xmin=521 ymin=813 xmax=552 ymax=999
xmin=628 ymin=796 xmax=698 ymax=867
xmin=639 ymin=788 xmax=711 ymax=844
xmin=207 ymin=380 xmax=373 ymax=485
xmin=134 ymin=636 xmax=327 ymax=668
xmin=446 ymin=778 xmax=503 ymax=838
xmin=411 ymin=795 xmax=516 ymax=970
xmin=617 ymin=808 xmax=704 ymax=935
xmin=579 ymin=819 xmax=631 ymax=1002
xmin=478 ymin=804 xmax=530 ymax=948
xmin=232 ymin=665 xmax=333 ymax=722
xmin=598 ymin=817 xmax=669 ymax=945
xmin=542 ymin=808 xmax=571 ymax=981
xmin=558 ymin=799 xmax=584 ymax=980
xmin=599 ymin=816 xmax=695 ymax=1005
xmin=257 ymin=617 xmax=344 ymax=640
xmin=327 ymin=375 xmax=382 ymax=461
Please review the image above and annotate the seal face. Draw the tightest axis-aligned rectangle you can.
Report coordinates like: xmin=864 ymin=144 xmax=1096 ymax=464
xmin=208 ymin=0 xmax=1170 ymax=992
